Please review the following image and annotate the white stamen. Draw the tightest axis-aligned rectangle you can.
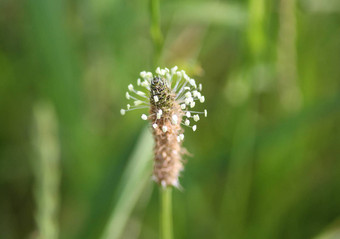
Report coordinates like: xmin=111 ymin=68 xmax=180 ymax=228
xmin=186 ymin=112 xmax=191 ymax=118
xmin=200 ymin=96 xmax=205 ymax=103
xmin=137 ymin=91 xmax=146 ymax=96
xmin=153 ymin=123 xmax=158 ymax=129
xmin=185 ymin=92 xmax=192 ymax=98
xmin=154 ymin=96 xmax=159 ymax=102
xmin=179 ymin=134 xmax=184 ymax=140
xmin=181 ymin=104 xmax=186 ymax=110
xmin=185 ymin=119 xmax=190 ymax=126
xmin=134 ymin=100 xmax=143 ymax=106
xmin=126 ymin=92 xmax=130 ymax=100
xmin=193 ymin=90 xmax=201 ymax=98
xmin=127 ymin=104 xmax=130 ymax=110
xmin=185 ymin=97 xmax=193 ymax=105
xmin=137 ymin=78 xmax=141 ymax=86
xmin=172 ymin=115 xmax=178 ymax=124
xmin=140 ymin=71 xmax=146 ymax=78
xmin=146 ymin=72 xmax=153 ymax=78
xmin=204 ymin=109 xmax=207 ymax=117
xmin=171 ymin=66 xmax=178 ymax=74
xmin=157 ymin=109 xmax=163 ymax=119
xmin=128 ymin=84 xmax=134 ymax=91
xmin=120 ymin=109 xmax=126 ymax=115
xmin=193 ymin=114 xmax=200 ymax=122
xmin=192 ymin=125 xmax=197 ymax=131
xmin=190 ymin=102 xmax=195 ymax=108
xmin=141 ymin=114 xmax=147 ymax=120
xmin=162 ymin=126 xmax=168 ymax=132
xmin=141 ymin=81 xmax=149 ymax=88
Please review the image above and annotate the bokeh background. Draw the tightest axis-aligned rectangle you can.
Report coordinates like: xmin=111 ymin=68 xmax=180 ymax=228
xmin=1 ymin=0 xmax=340 ymax=238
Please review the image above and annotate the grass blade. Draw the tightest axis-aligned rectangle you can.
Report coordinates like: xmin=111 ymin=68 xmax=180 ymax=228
xmin=101 ymin=127 xmax=153 ymax=239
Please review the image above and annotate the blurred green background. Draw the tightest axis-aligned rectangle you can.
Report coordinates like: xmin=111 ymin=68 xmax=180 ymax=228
xmin=1 ymin=0 xmax=340 ymax=238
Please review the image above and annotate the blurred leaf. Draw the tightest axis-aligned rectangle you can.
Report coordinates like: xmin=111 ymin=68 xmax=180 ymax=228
xmin=101 ymin=127 xmax=153 ymax=239
xmin=164 ymin=2 xmax=247 ymax=27
xmin=314 ymin=219 xmax=340 ymax=239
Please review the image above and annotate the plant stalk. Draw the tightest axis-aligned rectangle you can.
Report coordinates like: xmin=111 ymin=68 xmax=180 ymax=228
xmin=160 ymin=187 xmax=173 ymax=239
xmin=149 ymin=0 xmax=163 ymax=66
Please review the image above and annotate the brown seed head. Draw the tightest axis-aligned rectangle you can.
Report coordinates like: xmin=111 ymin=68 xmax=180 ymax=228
xmin=149 ymin=77 xmax=184 ymax=188
xmin=120 ymin=67 xmax=207 ymax=189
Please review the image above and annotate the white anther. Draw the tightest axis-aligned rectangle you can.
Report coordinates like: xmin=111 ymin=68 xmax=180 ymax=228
xmin=192 ymin=125 xmax=197 ymax=131
xmin=137 ymin=78 xmax=141 ymax=86
xmin=199 ymin=83 xmax=202 ymax=91
xmin=140 ymin=71 xmax=146 ymax=78
xmin=185 ymin=97 xmax=193 ymax=105
xmin=181 ymin=104 xmax=186 ymax=110
xmin=162 ymin=126 xmax=168 ymax=133
xmin=153 ymin=123 xmax=158 ymax=129
xmin=146 ymin=72 xmax=153 ymax=78
xmin=185 ymin=119 xmax=190 ymax=126
xmin=185 ymin=92 xmax=192 ymax=98
xmin=190 ymin=102 xmax=195 ymax=108
xmin=128 ymin=84 xmax=134 ymax=91
xmin=172 ymin=115 xmax=178 ymax=124
xmin=154 ymin=96 xmax=159 ymax=102
xmin=189 ymin=79 xmax=196 ymax=86
xmin=156 ymin=67 xmax=161 ymax=75
xmin=137 ymin=91 xmax=146 ymax=96
xmin=120 ymin=109 xmax=125 ymax=115
xmin=177 ymin=136 xmax=180 ymax=142
xmin=204 ymin=109 xmax=207 ymax=117
xmin=127 ymin=104 xmax=130 ymax=110
xmin=186 ymin=112 xmax=191 ymax=118
xmin=141 ymin=81 xmax=149 ymax=88
xmin=134 ymin=100 xmax=143 ymax=106
xmin=171 ymin=66 xmax=178 ymax=74
xmin=157 ymin=109 xmax=163 ymax=119
xmin=200 ymin=96 xmax=205 ymax=103
xmin=179 ymin=134 xmax=184 ymax=140
xmin=193 ymin=114 xmax=200 ymax=122
xmin=126 ymin=92 xmax=130 ymax=100
xmin=141 ymin=114 xmax=147 ymax=120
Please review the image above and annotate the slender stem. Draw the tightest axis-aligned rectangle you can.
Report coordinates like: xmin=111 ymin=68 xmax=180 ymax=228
xmin=160 ymin=187 xmax=173 ymax=239
xmin=149 ymin=0 xmax=163 ymax=66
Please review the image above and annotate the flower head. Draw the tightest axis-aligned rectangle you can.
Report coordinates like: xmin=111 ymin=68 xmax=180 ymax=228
xmin=121 ymin=67 xmax=207 ymax=188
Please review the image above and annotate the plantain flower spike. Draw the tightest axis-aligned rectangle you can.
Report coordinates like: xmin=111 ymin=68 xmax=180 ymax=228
xmin=120 ymin=67 xmax=207 ymax=188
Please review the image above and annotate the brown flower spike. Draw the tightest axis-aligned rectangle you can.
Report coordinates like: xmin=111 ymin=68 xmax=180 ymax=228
xmin=120 ymin=67 xmax=207 ymax=188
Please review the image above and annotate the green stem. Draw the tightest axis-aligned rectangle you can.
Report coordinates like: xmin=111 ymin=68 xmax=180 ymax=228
xmin=160 ymin=187 xmax=173 ymax=239
xmin=149 ymin=0 xmax=163 ymax=66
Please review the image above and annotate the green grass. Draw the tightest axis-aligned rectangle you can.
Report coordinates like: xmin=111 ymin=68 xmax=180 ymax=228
xmin=0 ymin=0 xmax=340 ymax=238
